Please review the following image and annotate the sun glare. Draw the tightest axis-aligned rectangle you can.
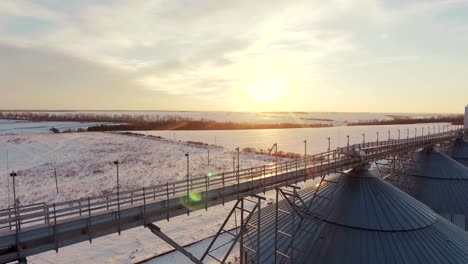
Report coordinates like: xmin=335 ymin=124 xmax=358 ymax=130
xmin=246 ymin=74 xmax=290 ymax=104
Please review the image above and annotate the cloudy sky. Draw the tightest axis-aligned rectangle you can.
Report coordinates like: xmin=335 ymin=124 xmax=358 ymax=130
xmin=0 ymin=0 xmax=467 ymax=113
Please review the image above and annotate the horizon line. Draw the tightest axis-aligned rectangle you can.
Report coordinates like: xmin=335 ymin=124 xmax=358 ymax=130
xmin=0 ymin=109 xmax=463 ymax=116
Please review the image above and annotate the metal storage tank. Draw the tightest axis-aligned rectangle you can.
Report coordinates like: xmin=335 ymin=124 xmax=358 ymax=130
xmin=449 ymin=139 xmax=468 ymax=166
xmin=465 ymin=104 xmax=468 ymax=131
xmin=243 ymin=168 xmax=468 ymax=264
xmin=388 ymin=149 xmax=468 ymax=230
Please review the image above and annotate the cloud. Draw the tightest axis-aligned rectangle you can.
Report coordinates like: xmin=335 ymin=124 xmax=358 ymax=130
xmin=1 ymin=0 xmax=466 ymax=111
xmin=350 ymin=55 xmax=420 ymax=67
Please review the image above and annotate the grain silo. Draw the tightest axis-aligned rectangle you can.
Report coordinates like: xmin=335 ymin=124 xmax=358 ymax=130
xmin=388 ymin=149 xmax=468 ymax=230
xmin=449 ymin=139 xmax=468 ymax=166
xmin=465 ymin=104 xmax=468 ymax=131
xmin=243 ymin=168 xmax=468 ymax=263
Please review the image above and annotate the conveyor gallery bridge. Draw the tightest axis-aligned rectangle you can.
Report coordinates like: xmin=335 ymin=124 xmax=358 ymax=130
xmin=0 ymin=129 xmax=463 ymax=263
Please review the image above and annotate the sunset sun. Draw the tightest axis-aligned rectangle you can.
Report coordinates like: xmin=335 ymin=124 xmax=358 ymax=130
xmin=246 ymin=75 xmax=290 ymax=104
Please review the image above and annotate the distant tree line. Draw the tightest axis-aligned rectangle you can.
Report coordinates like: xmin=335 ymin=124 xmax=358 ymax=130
xmin=87 ymin=121 xmax=332 ymax=131
xmin=348 ymin=115 xmax=464 ymax=126
xmin=0 ymin=111 xmax=332 ymax=131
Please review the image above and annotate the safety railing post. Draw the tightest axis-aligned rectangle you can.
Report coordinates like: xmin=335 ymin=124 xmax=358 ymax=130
xmin=87 ymin=197 xmax=92 ymax=243
xmin=143 ymin=187 xmax=147 ymax=226
xmin=43 ymin=204 xmax=47 ymax=224
xmin=8 ymin=208 xmax=12 ymax=230
xmin=222 ymin=172 xmax=225 ymax=205
xmin=79 ymin=199 xmax=82 ymax=216
xmin=205 ymin=176 xmax=208 ymax=211
xmin=166 ymin=183 xmax=170 ymax=221
xmin=53 ymin=202 xmax=58 ymax=252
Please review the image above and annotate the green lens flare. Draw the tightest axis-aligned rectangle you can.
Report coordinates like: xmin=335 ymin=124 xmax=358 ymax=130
xmin=207 ymin=167 xmax=217 ymax=178
xmin=180 ymin=191 xmax=205 ymax=212
xmin=189 ymin=191 xmax=202 ymax=202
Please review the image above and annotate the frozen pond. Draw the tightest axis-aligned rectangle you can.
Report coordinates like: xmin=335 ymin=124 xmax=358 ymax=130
xmin=143 ymin=122 xmax=454 ymax=154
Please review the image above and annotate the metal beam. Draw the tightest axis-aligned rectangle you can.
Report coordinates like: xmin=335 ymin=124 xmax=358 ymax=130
xmin=147 ymin=223 xmax=203 ymax=264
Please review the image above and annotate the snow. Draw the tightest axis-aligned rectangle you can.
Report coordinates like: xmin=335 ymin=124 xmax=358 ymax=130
xmin=0 ymin=119 xmax=108 ymax=135
xmin=0 ymin=132 xmax=278 ymax=208
xmin=142 ymin=122 xmax=453 ymax=155
xmin=0 ymin=132 xmax=294 ymax=264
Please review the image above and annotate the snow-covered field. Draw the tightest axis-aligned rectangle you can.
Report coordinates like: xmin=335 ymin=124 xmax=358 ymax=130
xmin=5 ymin=111 xmax=400 ymax=126
xmin=0 ymin=131 xmax=294 ymax=263
xmin=0 ymin=132 xmax=279 ymax=208
xmin=0 ymin=119 xmax=108 ymax=135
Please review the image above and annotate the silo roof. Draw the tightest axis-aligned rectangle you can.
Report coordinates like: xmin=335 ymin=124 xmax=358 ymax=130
xmin=450 ymin=140 xmax=468 ymax=163
xmin=307 ymin=170 xmax=436 ymax=231
xmin=388 ymin=150 xmax=468 ymax=215
xmin=244 ymin=170 xmax=468 ymax=263
xmin=395 ymin=175 xmax=468 ymax=214
xmin=409 ymin=150 xmax=468 ymax=180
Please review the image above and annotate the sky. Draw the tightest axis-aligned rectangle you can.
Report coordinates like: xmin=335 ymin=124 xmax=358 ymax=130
xmin=0 ymin=0 xmax=467 ymax=113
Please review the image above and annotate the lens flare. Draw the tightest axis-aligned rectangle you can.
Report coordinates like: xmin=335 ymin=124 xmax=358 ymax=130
xmin=180 ymin=191 xmax=206 ymax=212
xmin=189 ymin=191 xmax=202 ymax=202
xmin=207 ymin=167 xmax=218 ymax=178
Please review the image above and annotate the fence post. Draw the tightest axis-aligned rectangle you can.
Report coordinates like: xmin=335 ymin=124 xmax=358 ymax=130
xmin=8 ymin=208 xmax=12 ymax=230
xmin=295 ymin=160 xmax=298 ymax=185
xmin=222 ymin=173 xmax=225 ymax=206
xmin=87 ymin=197 xmax=92 ymax=243
xmin=53 ymin=202 xmax=58 ymax=252
xmin=251 ymin=168 xmax=254 ymax=188
xmin=43 ymin=204 xmax=47 ymax=224
xmin=79 ymin=199 xmax=82 ymax=216
xmin=205 ymin=176 xmax=208 ymax=211
xmin=166 ymin=183 xmax=170 ymax=222
xmin=143 ymin=187 xmax=147 ymax=227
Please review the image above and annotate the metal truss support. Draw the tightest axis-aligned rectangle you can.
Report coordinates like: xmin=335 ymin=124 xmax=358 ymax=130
xmin=147 ymin=223 xmax=203 ymax=264
xmin=200 ymin=195 xmax=264 ymax=264
xmin=274 ymin=183 xmax=330 ymax=264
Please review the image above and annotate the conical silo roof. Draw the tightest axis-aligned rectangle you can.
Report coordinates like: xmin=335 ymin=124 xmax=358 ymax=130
xmin=389 ymin=150 xmax=468 ymax=215
xmin=449 ymin=140 xmax=468 ymax=166
xmin=244 ymin=169 xmax=468 ymax=264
